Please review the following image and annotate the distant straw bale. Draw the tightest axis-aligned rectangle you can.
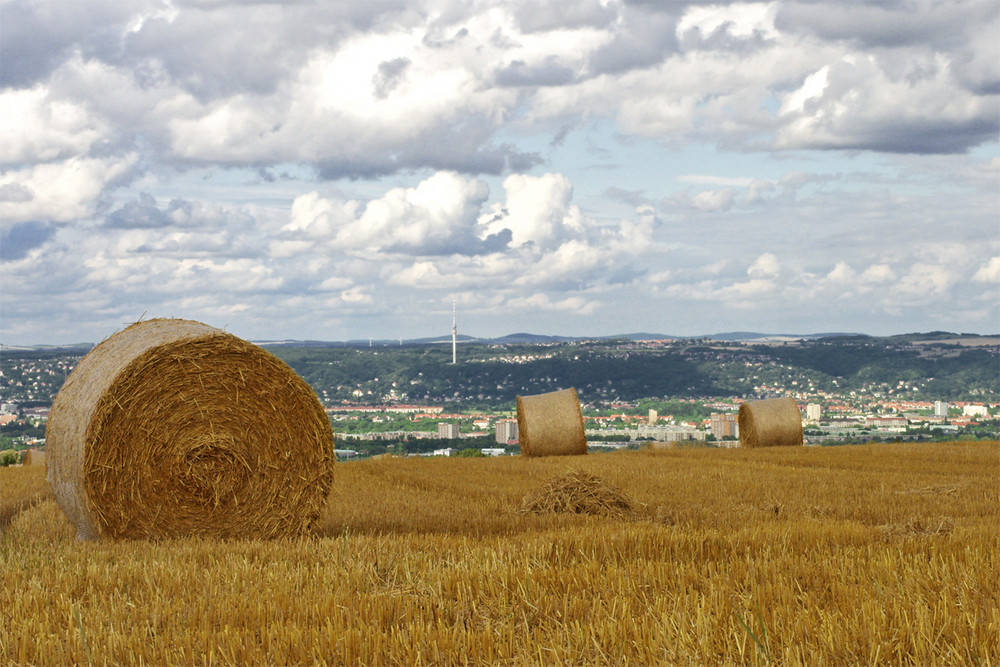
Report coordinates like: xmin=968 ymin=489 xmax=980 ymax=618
xmin=738 ymin=397 xmax=803 ymax=448
xmin=647 ymin=441 xmax=677 ymax=451
xmin=519 ymin=470 xmax=635 ymax=517
xmin=516 ymin=388 xmax=587 ymax=457
xmin=45 ymin=318 xmax=334 ymax=540
xmin=21 ymin=449 xmax=46 ymax=467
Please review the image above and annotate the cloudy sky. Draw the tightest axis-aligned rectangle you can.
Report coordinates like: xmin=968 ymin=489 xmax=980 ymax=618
xmin=2 ymin=0 xmax=998 ymax=345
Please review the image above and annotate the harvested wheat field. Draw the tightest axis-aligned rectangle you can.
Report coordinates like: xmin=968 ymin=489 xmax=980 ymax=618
xmin=2 ymin=441 xmax=998 ymax=666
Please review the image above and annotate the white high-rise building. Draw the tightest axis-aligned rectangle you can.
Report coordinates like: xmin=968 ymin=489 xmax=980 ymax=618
xmin=495 ymin=419 xmax=518 ymax=444
xmin=806 ymin=403 xmax=822 ymax=422
xmin=709 ymin=413 xmax=738 ymax=440
xmin=934 ymin=401 xmax=949 ymax=418
xmin=438 ymin=422 xmax=460 ymax=439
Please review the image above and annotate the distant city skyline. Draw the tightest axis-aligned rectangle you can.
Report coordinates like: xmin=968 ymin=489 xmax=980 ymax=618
xmin=1 ymin=1 xmax=997 ymax=346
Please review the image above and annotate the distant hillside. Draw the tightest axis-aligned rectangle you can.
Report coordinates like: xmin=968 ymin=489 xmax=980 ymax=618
xmin=6 ymin=330 xmax=997 ymax=351
xmin=705 ymin=332 xmax=864 ymax=342
xmin=251 ymin=330 xmax=878 ymax=347
xmin=3 ymin=331 xmax=996 ymax=407
xmin=262 ymin=334 xmax=997 ymax=407
xmin=489 ymin=333 xmax=577 ymax=344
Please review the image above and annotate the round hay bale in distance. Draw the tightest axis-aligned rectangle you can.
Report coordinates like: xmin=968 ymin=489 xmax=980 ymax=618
xmin=46 ymin=318 xmax=334 ymax=540
xmin=738 ymin=397 xmax=803 ymax=448
xmin=22 ymin=449 xmax=46 ymax=467
xmin=646 ymin=441 xmax=677 ymax=451
xmin=516 ymin=387 xmax=587 ymax=457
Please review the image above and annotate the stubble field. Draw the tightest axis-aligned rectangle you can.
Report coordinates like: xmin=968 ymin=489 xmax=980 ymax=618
xmin=2 ymin=441 xmax=998 ymax=666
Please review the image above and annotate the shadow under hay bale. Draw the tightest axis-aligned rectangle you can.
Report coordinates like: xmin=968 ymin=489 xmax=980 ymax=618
xmin=738 ymin=397 xmax=803 ymax=448
xmin=519 ymin=470 xmax=635 ymax=517
xmin=46 ymin=318 xmax=335 ymax=540
xmin=516 ymin=388 xmax=587 ymax=457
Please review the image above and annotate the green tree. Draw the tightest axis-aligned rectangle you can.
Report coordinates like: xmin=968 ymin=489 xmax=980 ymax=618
xmin=454 ymin=448 xmax=486 ymax=458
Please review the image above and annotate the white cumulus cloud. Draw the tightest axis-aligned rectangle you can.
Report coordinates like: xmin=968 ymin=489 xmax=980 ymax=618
xmin=972 ymin=257 xmax=1000 ymax=284
xmin=0 ymin=154 xmax=138 ymax=225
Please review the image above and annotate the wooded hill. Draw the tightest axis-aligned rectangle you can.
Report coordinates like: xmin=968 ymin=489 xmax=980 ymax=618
xmin=2 ymin=333 xmax=996 ymax=409
xmin=266 ymin=334 xmax=997 ymax=409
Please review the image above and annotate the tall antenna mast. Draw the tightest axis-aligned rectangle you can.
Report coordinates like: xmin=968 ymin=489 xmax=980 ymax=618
xmin=451 ymin=299 xmax=457 ymax=364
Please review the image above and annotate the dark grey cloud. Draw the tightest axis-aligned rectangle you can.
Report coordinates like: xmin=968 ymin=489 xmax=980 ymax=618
xmin=254 ymin=166 xmax=278 ymax=183
xmin=605 ymin=186 xmax=650 ymax=208
xmin=120 ymin=6 xmax=310 ymax=100
xmin=808 ymin=116 xmax=1000 ymax=156
xmin=606 ymin=265 xmax=645 ymax=286
xmin=384 ymin=227 xmax=512 ymax=257
xmin=1 ymin=0 xmax=414 ymax=96
xmin=0 ymin=222 xmax=55 ymax=261
xmin=587 ymin=9 xmax=680 ymax=75
xmin=548 ymin=123 xmax=574 ymax=148
xmin=502 ymin=148 xmax=545 ymax=173
xmin=773 ymin=1 xmax=975 ymax=50
xmin=511 ymin=0 xmax=618 ymax=33
xmin=0 ymin=183 xmax=33 ymax=203
xmin=315 ymin=110 xmax=544 ymax=179
xmin=104 ymin=195 xmax=261 ymax=257
xmin=0 ymin=0 xmax=67 ymax=86
xmin=482 ymin=228 xmax=513 ymax=253
xmin=622 ymin=0 xmax=749 ymax=10
xmin=678 ymin=23 xmax=776 ymax=54
xmin=106 ymin=193 xmax=171 ymax=228
xmin=953 ymin=57 xmax=1000 ymax=97
xmin=423 ymin=26 xmax=470 ymax=49
xmin=495 ymin=58 xmax=577 ymax=87
xmin=372 ymin=58 xmax=411 ymax=98
xmin=0 ymin=0 xmax=134 ymax=88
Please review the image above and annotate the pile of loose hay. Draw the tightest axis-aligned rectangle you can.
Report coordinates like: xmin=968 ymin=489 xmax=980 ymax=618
xmin=46 ymin=318 xmax=335 ymax=540
xmin=516 ymin=388 xmax=587 ymax=457
xmin=738 ymin=397 xmax=803 ymax=448
xmin=880 ymin=515 xmax=955 ymax=539
xmin=519 ymin=470 xmax=635 ymax=517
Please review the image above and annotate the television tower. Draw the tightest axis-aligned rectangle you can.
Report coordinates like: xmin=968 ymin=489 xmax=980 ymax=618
xmin=451 ymin=299 xmax=458 ymax=364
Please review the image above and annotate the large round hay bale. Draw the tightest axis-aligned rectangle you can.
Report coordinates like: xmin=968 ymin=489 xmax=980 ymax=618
xmin=516 ymin=388 xmax=587 ymax=457
xmin=22 ymin=449 xmax=46 ymax=467
xmin=46 ymin=318 xmax=334 ymax=540
xmin=738 ymin=397 xmax=803 ymax=448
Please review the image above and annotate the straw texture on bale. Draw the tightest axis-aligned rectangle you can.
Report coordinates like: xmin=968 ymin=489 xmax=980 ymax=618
xmin=21 ymin=449 xmax=46 ymax=467
xmin=738 ymin=397 xmax=803 ymax=448
xmin=519 ymin=470 xmax=634 ymax=517
xmin=46 ymin=318 xmax=334 ymax=540
xmin=516 ymin=388 xmax=587 ymax=457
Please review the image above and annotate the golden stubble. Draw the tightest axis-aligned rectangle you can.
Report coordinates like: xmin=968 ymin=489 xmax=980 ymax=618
xmin=2 ymin=441 xmax=998 ymax=666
